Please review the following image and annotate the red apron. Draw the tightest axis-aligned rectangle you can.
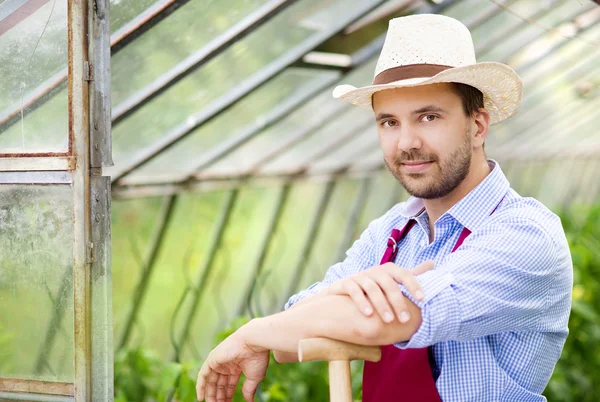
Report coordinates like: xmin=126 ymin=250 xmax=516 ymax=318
xmin=363 ymin=201 xmax=502 ymax=402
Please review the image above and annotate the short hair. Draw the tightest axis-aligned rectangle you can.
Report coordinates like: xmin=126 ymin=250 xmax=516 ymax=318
xmin=450 ymin=83 xmax=484 ymax=118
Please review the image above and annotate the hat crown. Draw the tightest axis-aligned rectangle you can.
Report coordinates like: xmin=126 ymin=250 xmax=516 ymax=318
xmin=374 ymin=14 xmax=477 ymax=79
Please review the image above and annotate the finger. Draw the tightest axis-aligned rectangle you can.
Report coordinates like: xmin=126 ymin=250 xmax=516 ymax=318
xmin=412 ymin=259 xmax=434 ymax=275
xmin=373 ymin=271 xmax=411 ymax=323
xmin=328 ymin=280 xmax=345 ymax=295
xmin=205 ymin=371 xmax=220 ymax=402
xmin=385 ymin=266 xmax=425 ymax=302
xmin=355 ymin=276 xmax=395 ymax=323
xmin=344 ymin=279 xmax=374 ymax=316
xmin=216 ymin=374 xmax=228 ymax=401
xmin=226 ymin=373 xmax=240 ymax=400
xmin=197 ymin=363 xmax=212 ymax=401
xmin=242 ymin=377 xmax=261 ymax=402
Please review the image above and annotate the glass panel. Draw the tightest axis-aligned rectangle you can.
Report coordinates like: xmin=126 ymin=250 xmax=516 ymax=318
xmin=308 ymin=127 xmax=379 ymax=175
xmin=579 ymin=160 xmax=600 ymax=205
xmin=520 ymin=51 xmax=599 ymax=111
xmin=112 ymin=190 xmax=226 ymax=354
xmin=0 ymin=89 xmax=68 ymax=154
xmin=125 ymin=187 xmax=282 ymax=360
xmin=233 ymin=181 xmax=327 ymax=323
xmin=296 ymin=179 xmax=359 ymax=291
xmin=513 ymin=161 xmax=549 ymax=199
xmin=122 ymin=68 xmax=339 ymax=183
xmin=569 ymin=129 xmax=600 ymax=158
xmin=506 ymin=5 xmax=600 ymax=71
xmin=109 ymin=0 xmax=164 ymax=33
xmin=202 ymin=59 xmax=378 ymax=179
xmin=356 ymin=172 xmax=406 ymax=232
xmin=0 ymin=0 xmax=68 ymax=153
xmin=107 ymin=0 xmax=382 ymax=178
xmin=469 ymin=0 xmax=549 ymax=47
xmin=487 ymin=23 xmax=600 ymax=150
xmin=0 ymin=184 xmax=74 ymax=382
xmin=533 ymin=99 xmax=599 ymax=154
xmin=258 ymin=106 xmax=374 ymax=175
xmin=110 ymin=0 xmax=269 ymax=104
xmin=182 ymin=186 xmax=287 ymax=358
xmin=514 ymin=22 xmax=600 ymax=86
xmin=490 ymin=68 xmax=600 ymax=156
xmin=535 ymin=160 xmax=574 ymax=209
xmin=201 ymin=90 xmax=349 ymax=179
xmin=441 ymin=0 xmax=492 ymax=21
xmin=111 ymin=195 xmax=167 ymax=345
xmin=350 ymin=146 xmax=384 ymax=171
xmin=506 ymin=161 xmax=527 ymax=192
xmin=560 ymin=159 xmax=595 ymax=207
xmin=479 ymin=0 xmax=592 ymax=62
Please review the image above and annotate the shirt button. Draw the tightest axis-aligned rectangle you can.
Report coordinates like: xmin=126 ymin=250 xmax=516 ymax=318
xmin=421 ymin=240 xmax=427 ymax=247
xmin=444 ymin=273 xmax=454 ymax=284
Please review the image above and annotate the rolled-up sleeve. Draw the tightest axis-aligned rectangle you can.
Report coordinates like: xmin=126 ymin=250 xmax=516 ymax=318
xmin=395 ymin=215 xmax=566 ymax=349
xmin=284 ymin=264 xmax=342 ymax=310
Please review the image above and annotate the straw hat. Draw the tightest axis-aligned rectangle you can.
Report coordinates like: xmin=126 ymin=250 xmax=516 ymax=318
xmin=332 ymin=14 xmax=523 ymax=125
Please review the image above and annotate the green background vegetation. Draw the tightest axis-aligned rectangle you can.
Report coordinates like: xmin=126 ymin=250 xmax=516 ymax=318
xmin=111 ymin=191 xmax=600 ymax=402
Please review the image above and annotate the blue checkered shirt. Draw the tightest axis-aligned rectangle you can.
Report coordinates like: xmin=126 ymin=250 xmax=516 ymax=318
xmin=285 ymin=160 xmax=573 ymax=401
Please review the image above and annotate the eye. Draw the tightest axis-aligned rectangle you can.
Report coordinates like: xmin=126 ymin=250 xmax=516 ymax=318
xmin=381 ymin=120 xmax=398 ymax=128
xmin=420 ymin=114 xmax=438 ymax=123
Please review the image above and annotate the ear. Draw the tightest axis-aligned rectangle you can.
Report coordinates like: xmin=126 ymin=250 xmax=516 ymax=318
xmin=471 ymin=108 xmax=490 ymax=149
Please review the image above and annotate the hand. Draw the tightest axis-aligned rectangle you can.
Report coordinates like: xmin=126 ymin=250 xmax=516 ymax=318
xmin=196 ymin=330 xmax=270 ymax=402
xmin=326 ymin=260 xmax=434 ymax=324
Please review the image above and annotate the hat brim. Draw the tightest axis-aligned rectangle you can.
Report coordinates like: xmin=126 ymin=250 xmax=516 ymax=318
xmin=332 ymin=62 xmax=523 ymax=125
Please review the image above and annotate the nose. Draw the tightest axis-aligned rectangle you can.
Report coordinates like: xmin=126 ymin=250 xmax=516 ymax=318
xmin=396 ymin=127 xmax=422 ymax=153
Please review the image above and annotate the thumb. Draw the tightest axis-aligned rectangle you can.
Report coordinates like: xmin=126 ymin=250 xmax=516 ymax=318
xmin=412 ymin=260 xmax=434 ymax=275
xmin=242 ymin=378 xmax=260 ymax=402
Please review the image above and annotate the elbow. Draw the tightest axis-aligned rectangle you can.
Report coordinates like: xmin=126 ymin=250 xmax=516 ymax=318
xmin=353 ymin=312 xmax=422 ymax=345
xmin=314 ymin=294 xmax=420 ymax=345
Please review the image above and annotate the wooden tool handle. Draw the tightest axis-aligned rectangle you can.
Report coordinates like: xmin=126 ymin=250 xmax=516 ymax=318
xmin=298 ymin=337 xmax=382 ymax=363
xmin=298 ymin=338 xmax=381 ymax=402
xmin=329 ymin=360 xmax=352 ymax=402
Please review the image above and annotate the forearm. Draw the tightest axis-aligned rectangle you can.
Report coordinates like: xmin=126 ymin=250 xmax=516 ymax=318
xmin=272 ymin=289 xmax=331 ymax=362
xmin=240 ymin=294 xmax=421 ymax=356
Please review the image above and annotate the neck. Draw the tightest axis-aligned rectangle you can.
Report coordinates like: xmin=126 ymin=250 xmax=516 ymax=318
xmin=424 ymin=156 xmax=492 ymax=239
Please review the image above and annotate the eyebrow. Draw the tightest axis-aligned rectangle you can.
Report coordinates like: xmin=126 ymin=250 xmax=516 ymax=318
xmin=375 ymin=113 xmax=396 ymax=122
xmin=411 ymin=105 xmax=446 ymax=115
xmin=375 ymin=105 xmax=447 ymax=122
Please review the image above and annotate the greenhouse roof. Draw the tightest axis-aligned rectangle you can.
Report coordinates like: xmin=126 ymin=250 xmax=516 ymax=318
xmin=1 ymin=0 xmax=599 ymax=205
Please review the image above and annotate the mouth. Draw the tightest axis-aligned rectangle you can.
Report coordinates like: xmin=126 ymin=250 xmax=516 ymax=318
xmin=400 ymin=161 xmax=434 ymax=174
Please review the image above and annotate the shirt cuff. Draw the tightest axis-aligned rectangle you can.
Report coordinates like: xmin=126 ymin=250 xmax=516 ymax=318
xmin=284 ymin=281 xmax=328 ymax=310
xmin=393 ymin=269 xmax=462 ymax=349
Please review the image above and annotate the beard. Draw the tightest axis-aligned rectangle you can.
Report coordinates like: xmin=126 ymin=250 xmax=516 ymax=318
xmin=385 ymin=130 xmax=472 ymax=200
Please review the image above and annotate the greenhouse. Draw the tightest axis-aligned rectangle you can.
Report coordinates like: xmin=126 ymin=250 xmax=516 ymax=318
xmin=0 ymin=0 xmax=599 ymax=400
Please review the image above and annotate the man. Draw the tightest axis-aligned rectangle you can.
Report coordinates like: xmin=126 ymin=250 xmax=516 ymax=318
xmin=196 ymin=14 xmax=572 ymax=402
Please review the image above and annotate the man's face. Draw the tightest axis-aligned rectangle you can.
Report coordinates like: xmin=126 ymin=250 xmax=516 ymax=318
xmin=372 ymin=83 xmax=474 ymax=200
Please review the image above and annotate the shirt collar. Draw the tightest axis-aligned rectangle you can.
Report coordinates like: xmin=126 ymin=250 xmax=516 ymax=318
xmin=398 ymin=159 xmax=510 ymax=231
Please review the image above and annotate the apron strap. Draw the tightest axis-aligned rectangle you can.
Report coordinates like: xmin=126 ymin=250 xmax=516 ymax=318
xmin=380 ymin=207 xmax=424 ymax=265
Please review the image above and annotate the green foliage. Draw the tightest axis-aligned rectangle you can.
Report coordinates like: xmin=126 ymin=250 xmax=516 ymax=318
xmin=114 ymin=205 xmax=600 ymax=402
xmin=114 ymin=348 xmax=197 ymax=402
xmin=543 ymin=204 xmax=600 ymax=402
xmin=114 ymin=316 xmax=363 ymax=402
